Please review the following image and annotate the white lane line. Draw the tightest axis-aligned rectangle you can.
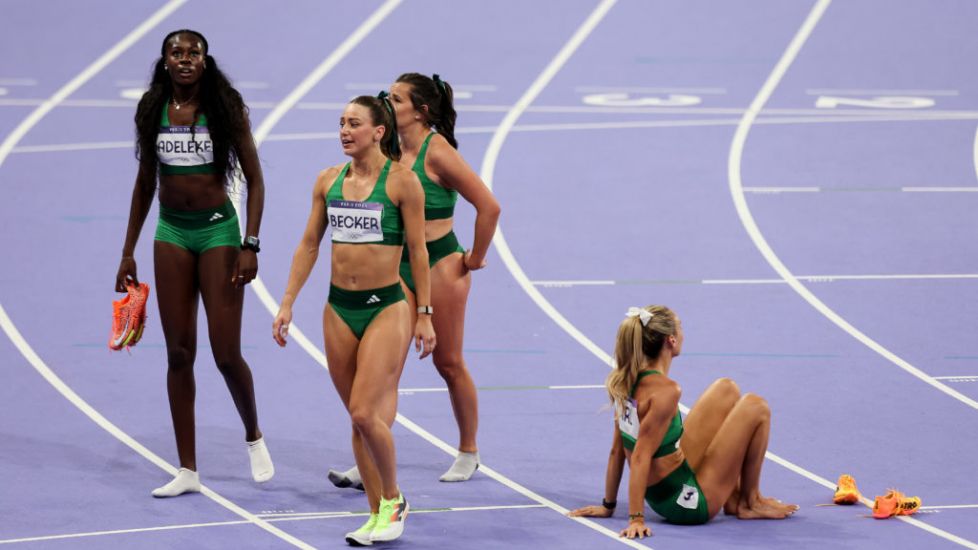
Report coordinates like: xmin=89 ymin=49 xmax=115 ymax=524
xmin=236 ymin=1 xmax=647 ymax=547
xmin=398 ymin=384 xmax=605 ymax=393
xmin=344 ymin=82 xmax=498 ymax=91
xmin=708 ymin=273 xmax=978 ymax=283
xmin=8 ymin=95 xmax=978 ymax=120
xmin=933 ymin=376 xmax=978 ymax=381
xmin=257 ymin=503 xmax=547 ymax=518
xmin=749 ymin=186 xmax=978 ymax=193
xmin=903 ymin=186 xmax=978 ymax=192
xmin=574 ymin=85 xmax=728 ymax=94
xmin=0 ymin=504 xmax=548 ymax=545
xmin=532 ymin=280 xmax=616 ymax=287
xmin=921 ymin=505 xmax=978 ymax=510
xmin=532 ymin=274 xmax=978 ymax=287
xmin=0 ymin=520 xmax=251 ymax=546
xmin=482 ymin=0 xmax=977 ymax=548
xmin=805 ymin=88 xmax=959 ymax=96
xmin=17 ymin=112 xmax=978 ymax=156
xmin=726 ymin=0 xmax=978 ymax=418
xmin=0 ymin=2 xmax=314 ymax=549
xmin=13 ymin=141 xmax=133 ymax=153
xmin=744 ymin=186 xmax=820 ymax=193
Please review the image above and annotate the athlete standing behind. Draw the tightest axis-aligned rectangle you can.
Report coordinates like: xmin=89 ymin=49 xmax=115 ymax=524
xmin=115 ymin=29 xmax=273 ymax=498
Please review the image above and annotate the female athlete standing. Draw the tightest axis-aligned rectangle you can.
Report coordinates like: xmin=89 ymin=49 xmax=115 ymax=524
xmin=273 ymin=95 xmax=435 ymax=545
xmin=328 ymin=73 xmax=500 ymax=489
xmin=116 ymin=30 xmax=273 ymax=497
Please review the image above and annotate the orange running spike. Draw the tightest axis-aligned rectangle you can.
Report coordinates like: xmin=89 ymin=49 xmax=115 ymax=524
xmin=833 ymin=474 xmax=861 ymax=505
xmin=897 ymin=495 xmax=922 ymax=516
xmin=872 ymin=489 xmax=904 ymax=519
xmin=110 ymin=282 xmax=150 ymax=351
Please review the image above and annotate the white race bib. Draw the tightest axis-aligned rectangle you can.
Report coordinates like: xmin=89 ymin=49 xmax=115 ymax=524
xmin=157 ymin=126 xmax=214 ymax=166
xmin=329 ymin=200 xmax=383 ymax=243
xmin=677 ymin=484 xmax=700 ymax=510
xmin=617 ymin=398 xmax=639 ymax=441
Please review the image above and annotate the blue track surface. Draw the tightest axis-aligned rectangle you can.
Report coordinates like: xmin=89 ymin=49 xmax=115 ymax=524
xmin=2 ymin=1 xmax=977 ymax=548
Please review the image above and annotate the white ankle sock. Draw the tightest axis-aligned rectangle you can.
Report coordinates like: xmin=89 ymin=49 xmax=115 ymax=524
xmin=328 ymin=465 xmax=363 ymax=490
xmin=248 ymin=437 xmax=274 ymax=483
xmin=439 ymin=451 xmax=479 ymax=482
xmin=152 ymin=468 xmax=201 ymax=498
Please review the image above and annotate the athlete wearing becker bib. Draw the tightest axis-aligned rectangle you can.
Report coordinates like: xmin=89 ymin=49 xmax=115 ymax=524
xmin=273 ymin=95 xmax=434 ymax=545
xmin=325 ymin=160 xmax=406 ymax=339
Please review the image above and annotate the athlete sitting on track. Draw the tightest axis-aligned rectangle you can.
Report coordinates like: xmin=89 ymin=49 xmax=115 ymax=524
xmin=568 ymin=305 xmax=797 ymax=538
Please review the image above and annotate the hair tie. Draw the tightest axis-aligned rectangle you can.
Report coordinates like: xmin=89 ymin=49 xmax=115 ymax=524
xmin=625 ymin=307 xmax=653 ymax=327
xmin=433 ymin=73 xmax=447 ymax=93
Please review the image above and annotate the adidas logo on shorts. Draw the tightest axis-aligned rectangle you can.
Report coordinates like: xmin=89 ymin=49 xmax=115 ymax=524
xmin=209 ymin=212 xmax=224 ymax=222
xmin=366 ymin=295 xmax=381 ymax=304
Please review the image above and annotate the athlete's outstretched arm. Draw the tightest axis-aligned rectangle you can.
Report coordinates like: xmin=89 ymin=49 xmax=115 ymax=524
xmin=568 ymin=421 xmax=626 ymax=518
xmin=272 ymin=168 xmax=332 ymax=346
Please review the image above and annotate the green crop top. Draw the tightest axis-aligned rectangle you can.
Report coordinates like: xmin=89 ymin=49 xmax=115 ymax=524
xmin=157 ymin=104 xmax=220 ymax=176
xmin=618 ymin=370 xmax=684 ymax=458
xmin=326 ymin=160 xmax=404 ymax=246
xmin=413 ymin=132 xmax=458 ymax=220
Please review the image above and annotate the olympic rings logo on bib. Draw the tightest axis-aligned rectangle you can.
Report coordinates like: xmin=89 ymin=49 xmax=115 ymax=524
xmin=329 ymin=200 xmax=384 ymax=243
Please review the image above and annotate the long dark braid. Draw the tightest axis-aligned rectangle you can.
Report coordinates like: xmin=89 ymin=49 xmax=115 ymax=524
xmin=134 ymin=29 xmax=249 ymax=186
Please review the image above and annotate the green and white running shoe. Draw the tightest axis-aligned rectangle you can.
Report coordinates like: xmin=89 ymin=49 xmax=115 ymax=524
xmin=370 ymin=493 xmax=409 ymax=543
xmin=344 ymin=513 xmax=377 ymax=546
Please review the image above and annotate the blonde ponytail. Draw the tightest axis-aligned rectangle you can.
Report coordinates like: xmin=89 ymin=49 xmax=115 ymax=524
xmin=605 ymin=305 xmax=677 ymax=411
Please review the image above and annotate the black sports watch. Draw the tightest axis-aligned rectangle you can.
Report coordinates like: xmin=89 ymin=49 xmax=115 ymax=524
xmin=242 ymin=236 xmax=261 ymax=253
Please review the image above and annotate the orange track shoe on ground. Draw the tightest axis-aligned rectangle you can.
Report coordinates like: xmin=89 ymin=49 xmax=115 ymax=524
xmin=110 ymin=282 xmax=149 ymax=351
xmin=872 ymin=490 xmax=904 ymax=519
xmin=897 ymin=495 xmax=922 ymax=516
xmin=833 ymin=474 xmax=862 ymax=505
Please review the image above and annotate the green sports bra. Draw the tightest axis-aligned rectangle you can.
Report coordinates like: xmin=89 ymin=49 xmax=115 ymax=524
xmin=157 ymin=104 xmax=220 ymax=176
xmin=412 ymin=132 xmax=458 ymax=220
xmin=618 ymin=370 xmax=684 ymax=458
xmin=326 ymin=160 xmax=404 ymax=246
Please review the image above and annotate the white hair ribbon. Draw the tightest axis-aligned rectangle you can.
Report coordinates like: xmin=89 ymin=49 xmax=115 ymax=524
xmin=625 ymin=307 xmax=653 ymax=327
